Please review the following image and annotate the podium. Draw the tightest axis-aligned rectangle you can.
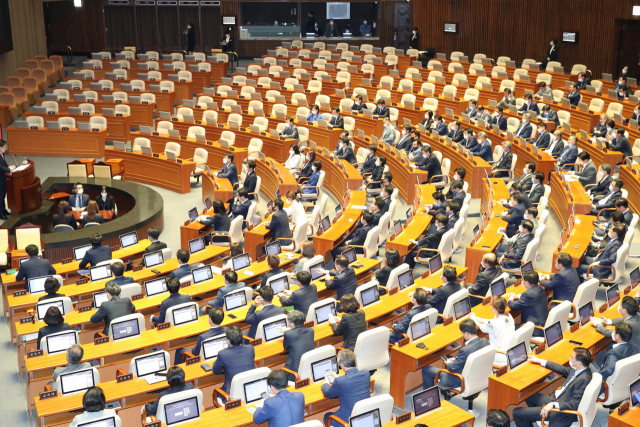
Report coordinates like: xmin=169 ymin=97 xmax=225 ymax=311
xmin=5 ymin=160 xmax=41 ymax=214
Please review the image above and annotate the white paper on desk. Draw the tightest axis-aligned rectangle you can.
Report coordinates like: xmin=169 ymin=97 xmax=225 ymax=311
xmin=564 ymin=175 xmax=578 ymax=182
xmin=348 ymin=219 xmax=353 ymax=222
xmin=351 ymin=205 xmax=368 ymax=210
xmin=144 ymin=375 xmax=166 ymax=385
xmin=243 ymin=270 xmax=254 ymax=275
xmin=211 ymin=266 xmax=223 ymax=275
xmin=13 ymin=164 xmax=29 ymax=172
xmin=246 ymin=407 xmax=257 ymax=414
xmin=81 ymin=212 xmax=88 ymax=216
xmin=198 ymin=215 xmax=210 ymax=220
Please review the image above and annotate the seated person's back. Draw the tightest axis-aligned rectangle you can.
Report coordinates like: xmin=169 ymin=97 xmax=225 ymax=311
xmin=37 ymin=306 xmax=71 ymax=350
xmin=79 ymin=233 xmax=112 ymax=270
xmin=144 ymin=366 xmax=195 ymax=416
xmin=246 ymin=285 xmax=287 ymax=339
xmin=213 ymin=326 xmax=257 ymax=394
xmin=278 ymin=270 xmax=319 ymax=317
xmin=17 ymin=244 xmax=56 ymax=284
xmin=89 ymin=283 xmax=136 ymax=335
xmin=82 ymin=201 xmax=105 ymax=226
xmin=151 ymin=276 xmax=192 ymax=325
xmin=170 ymin=249 xmax=203 ymax=280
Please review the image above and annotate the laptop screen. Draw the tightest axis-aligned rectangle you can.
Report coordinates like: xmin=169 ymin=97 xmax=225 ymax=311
xmin=607 ymin=285 xmax=620 ymax=307
xmin=265 ymin=241 xmax=282 ymax=256
xmin=19 ymin=255 xmax=42 ymax=265
xmin=428 ymin=254 xmax=442 ymax=272
xmin=74 ymin=244 xmax=92 ymax=261
xmin=309 ymin=261 xmax=326 ymax=280
xmin=202 ymin=335 xmax=228 ymax=361
xmin=46 ymin=331 xmax=77 ymax=354
xmin=453 ymin=297 xmax=471 ymax=319
xmin=410 ymin=318 xmax=431 ymax=340
xmin=93 ymin=291 xmax=110 ymax=308
xmin=232 ymin=253 xmax=251 ymax=271
xmin=545 ymin=321 xmax=563 ymax=348
xmin=135 ymin=352 xmax=167 ymax=377
xmin=335 ymin=204 xmax=342 ymax=214
xmin=172 ymin=305 xmax=198 ymax=326
xmin=315 ymin=301 xmax=337 ymax=324
xmin=78 ymin=417 xmax=116 ymax=427
xmin=412 ymin=386 xmax=441 ymax=417
xmin=507 ymin=342 xmax=528 ymax=370
xmin=631 ymin=267 xmax=640 ymax=285
xmin=311 ymin=355 xmax=339 ymax=382
xmin=630 ymin=377 xmax=640 ymax=408
xmin=270 ymin=276 xmax=289 ymax=294
xmin=253 ymin=213 xmax=262 ymax=226
xmin=361 ymin=285 xmax=379 ymax=307
xmin=145 ymin=277 xmax=168 ymax=297
xmin=266 ymin=200 xmax=274 ymax=211
xmin=321 ymin=215 xmax=331 ymax=232
xmin=89 ymin=265 xmax=112 ymax=282
xmin=191 ymin=265 xmax=213 ymax=284
xmin=60 ymin=368 xmax=95 ymax=395
xmin=29 ymin=275 xmax=52 ymax=294
xmin=398 ymin=271 xmax=414 ymax=289
xmin=188 ymin=237 xmax=206 ymax=254
xmin=37 ymin=300 xmax=64 ymax=320
xmin=349 ymin=409 xmax=382 ymax=427
xmin=491 ymin=277 xmax=506 ymax=297
xmin=263 ymin=318 xmax=287 ymax=342
xmin=578 ymin=302 xmax=593 ymax=327
xmin=342 ymin=247 xmax=357 ymax=264
xmin=406 ymin=208 xmax=412 ymax=219
xmin=164 ymin=396 xmax=200 ymax=426
xmin=224 ymin=290 xmax=248 ymax=311
xmin=111 ymin=318 xmax=141 ymax=340
xmin=188 ymin=208 xmax=198 ymax=221
xmin=144 ymin=250 xmax=164 ymax=268
xmin=520 ymin=261 xmax=533 ymax=274
xmin=244 ymin=377 xmax=269 ymax=404
xmin=472 ymin=225 xmax=480 ymax=237
xmin=204 ymin=196 xmax=212 ymax=210
xmin=120 ymin=231 xmax=138 ymax=248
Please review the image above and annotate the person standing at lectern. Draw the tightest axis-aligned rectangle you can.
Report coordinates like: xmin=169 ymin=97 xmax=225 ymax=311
xmin=0 ymin=140 xmax=16 ymax=219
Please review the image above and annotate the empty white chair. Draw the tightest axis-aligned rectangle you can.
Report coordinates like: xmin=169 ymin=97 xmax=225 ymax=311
xmin=164 ymin=142 xmax=181 ymax=157
xmin=353 ymin=327 xmax=390 ymax=371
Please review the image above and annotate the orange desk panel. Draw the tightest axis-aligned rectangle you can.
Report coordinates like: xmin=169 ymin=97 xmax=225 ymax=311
xmin=6 ymin=127 xmax=106 ymax=158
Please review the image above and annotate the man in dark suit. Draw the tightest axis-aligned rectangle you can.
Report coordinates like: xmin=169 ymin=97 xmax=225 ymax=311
xmin=213 ymin=326 xmax=256 ymax=399
xmin=331 ymin=211 xmax=373 ymax=260
xmin=334 ymin=137 xmax=357 ymax=164
xmin=449 ymin=182 xmax=466 ymax=206
xmin=90 ymin=283 xmax=136 ymax=336
xmin=566 ymin=83 xmax=581 ymax=106
xmin=527 ymin=172 xmax=545 ymax=204
xmin=578 ymin=226 xmax=624 ymax=279
xmin=592 ymin=114 xmax=609 ymax=137
xmin=78 ymin=233 xmax=112 ymax=272
xmin=260 ymin=254 xmax=285 ymax=289
xmin=576 ymin=72 xmax=591 ymax=91
xmin=518 ymin=94 xmax=540 ymax=115
xmin=369 ymin=198 xmax=385 ymax=226
xmin=207 ymin=271 xmax=248 ymax=309
xmin=245 ymin=286 xmax=287 ymax=340
xmin=589 ymin=178 xmax=623 ymax=215
xmin=359 ymin=144 xmax=378 ymax=175
xmin=508 ymin=271 xmax=549 ymax=336
xmin=448 ymin=120 xmax=464 ymax=143
xmin=491 ymin=141 xmax=514 ymax=178
xmin=328 ymin=107 xmax=344 ymax=129
xmin=514 ymin=114 xmax=533 ymax=139
xmin=405 ymin=213 xmax=449 ymax=268
xmin=423 ymin=265 xmax=461 ymax=317
xmin=68 ymin=182 xmax=90 ymax=211
xmin=427 ymin=191 xmax=448 ymax=216
xmin=0 ymin=140 xmax=16 ymax=218
xmin=593 ymin=322 xmax=639 ymax=394
xmin=572 ymin=152 xmax=597 ymax=187
xmin=422 ymin=319 xmax=489 ymax=399
xmin=242 ymin=160 xmax=258 ymax=200
xmin=533 ymin=123 xmax=551 ymax=149
xmin=540 ymin=253 xmax=580 ymax=302
xmin=145 ymin=366 xmax=195 ymax=416
xmin=501 ymin=193 xmax=527 ymax=237
xmin=548 ymin=135 xmax=578 ymax=182
xmin=514 ymin=348 xmax=592 ymax=427
xmin=615 ymin=198 xmax=634 ymax=226
xmin=217 ymin=153 xmax=238 ymax=188
xmin=174 ymin=307 xmax=226 ymax=364
xmin=395 ymin=125 xmax=413 ymax=151
xmin=151 ymin=277 xmax=192 ymax=326
xmin=282 ymin=311 xmax=315 ymax=381
xmin=379 ymin=185 xmax=393 ymax=214
xmin=17 ymin=244 xmax=56 ymax=284
xmin=281 ymin=117 xmax=299 ymax=141
xmin=460 ymin=129 xmax=477 ymax=150
xmin=540 ymin=105 xmax=560 ymax=128
xmin=465 ymin=100 xmax=477 ymax=118
xmin=592 ymin=296 xmax=640 ymax=350
xmin=589 ymin=164 xmax=613 ymax=199
xmin=469 ymin=132 xmax=493 ymax=163
xmin=466 ymin=253 xmax=502 ymax=306
xmin=625 ymin=105 xmax=640 ymax=125
xmin=278 ymin=271 xmax=318 ymax=317
xmin=414 ymin=145 xmax=442 ymax=184
xmin=499 ymin=220 xmax=535 ymax=269
xmin=316 ymin=254 xmax=358 ymax=302
xmin=352 ymin=95 xmax=367 ymax=112
xmin=518 ymin=162 xmax=535 ymax=192
xmin=265 ymin=198 xmax=293 ymax=248
xmin=324 ymin=19 xmax=339 ymax=37
xmin=445 ymin=168 xmax=466 ymax=200
xmin=430 ymin=114 xmax=448 ymax=136
xmin=170 ymin=249 xmax=204 ymax=280
xmin=229 ymin=188 xmax=251 ymax=230
xmin=253 ymin=370 xmax=306 ymax=427
xmin=373 ymin=99 xmax=390 ymax=119
xmin=105 ymin=261 xmax=133 ymax=287
xmin=389 ymin=288 xmax=431 ymax=343
xmin=607 ymin=127 xmax=633 ymax=159
xmin=144 ymin=227 xmax=167 ymax=255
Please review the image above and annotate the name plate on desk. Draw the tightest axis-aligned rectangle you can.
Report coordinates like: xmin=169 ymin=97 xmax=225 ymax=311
xmin=28 ymin=349 xmax=44 ymax=358
xmin=39 ymin=390 xmax=58 ymax=400
xmin=95 ymin=336 xmax=109 ymax=345
xmin=20 ymin=316 xmax=35 ymax=324
xmin=395 ymin=413 xmax=412 ymax=424
xmin=495 ymin=366 xmax=508 ymax=377
xmin=225 ymin=399 xmax=241 ymax=410
xmin=599 ymin=303 xmax=608 ymax=313
xmin=295 ymin=378 xmax=309 ymax=389
xmin=624 ymin=285 xmax=631 ymax=295
xmin=132 ymin=293 xmax=144 ymax=301
xmin=157 ymin=322 xmax=171 ymax=330
xmin=617 ymin=401 xmax=630 ymax=416
xmin=186 ymin=355 xmax=201 ymax=365
xmin=177 ymin=159 xmax=183 ymax=164
xmin=443 ymin=316 xmax=454 ymax=326
xmin=153 ymin=154 xmax=159 ymax=158
xmin=397 ymin=337 xmax=410 ymax=347
xmin=482 ymin=296 xmax=491 ymax=306
xmin=62 ymin=258 xmax=73 ymax=264
xmin=249 ymin=338 xmax=262 ymax=346
xmin=303 ymin=321 xmax=314 ymax=328
xmin=117 ymin=373 xmax=133 ymax=383
xmin=535 ymin=343 xmax=546 ymax=354
xmin=181 ymin=281 xmax=191 ymax=288
xmin=77 ymin=278 xmax=89 ymax=285
xmin=570 ymin=323 xmax=580 ymax=333
xmin=388 ymin=287 xmax=399 ymax=296
xmin=14 ymin=290 xmax=26 ymax=297
xmin=152 ymin=132 xmax=159 ymax=136
xmin=79 ymin=306 xmax=92 ymax=313
xmin=133 ymin=265 xmax=144 ymax=272
xmin=144 ymin=422 xmax=161 ymax=427
xmin=111 ymin=246 xmax=121 ymax=251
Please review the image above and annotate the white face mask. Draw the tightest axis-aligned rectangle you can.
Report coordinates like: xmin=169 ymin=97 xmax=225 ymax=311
xmin=306 ymin=155 xmax=310 ymax=160
xmin=618 ymin=305 xmax=623 ymax=314
xmin=522 ymin=117 xmax=526 ymax=123
xmin=375 ymin=162 xmax=380 ymax=167
xmin=367 ymin=150 xmax=371 ymax=155
xmin=523 ymin=168 xmax=528 ymax=174
xmin=578 ymin=78 xmax=583 ymax=82
xmin=289 ymin=150 xmax=294 ymax=155
xmin=363 ymin=21 xmax=367 ymax=24
xmin=610 ymin=185 xmax=615 ymax=192
xmin=619 ymin=91 xmax=625 ymax=96
xmin=384 ymin=122 xmax=389 ymax=128
xmin=453 ymin=174 xmax=460 ymax=181
xmin=464 ymin=134 xmax=469 ymax=140
xmin=597 ymin=171 xmax=603 ymax=178
xmin=413 ymin=31 xmax=416 ymax=34
xmin=101 ymin=192 xmax=107 ymax=199
xmin=569 ymin=359 xmax=577 ymax=369
xmin=77 ymin=189 xmax=83 ymax=195
xmin=402 ymin=130 xmax=407 ymax=135
xmin=223 ymin=158 xmax=228 ymax=164
xmin=623 ymin=70 xmax=627 ymax=74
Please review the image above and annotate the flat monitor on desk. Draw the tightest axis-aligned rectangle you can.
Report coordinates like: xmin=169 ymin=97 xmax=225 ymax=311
xmin=36 ymin=299 xmax=64 ymax=320
xmin=270 ymin=276 xmax=289 ymax=294
xmin=28 ymin=275 xmax=52 ymax=295
xmin=143 ymin=250 xmax=164 ymax=268
xmin=342 ymin=247 xmax=357 ymax=264
xmin=349 ymin=409 xmax=382 ymax=427
xmin=145 ymin=277 xmax=168 ymax=297
xmin=361 ymin=286 xmax=379 ymax=307
xmin=520 ymin=261 xmax=533 ymax=274
xmin=320 ymin=215 xmax=331 ymax=232
xmin=93 ymin=291 xmax=110 ymax=308
xmin=59 ymin=368 xmax=95 ymax=396
xmin=507 ymin=342 xmax=528 ymax=370
xmin=172 ymin=304 xmax=198 ymax=326
xmin=224 ymin=290 xmax=248 ymax=311
xmin=410 ymin=318 xmax=431 ymax=341
xmin=544 ymin=321 xmax=564 ymax=348
xmin=607 ymin=284 xmax=620 ymax=307
xmin=491 ymin=277 xmax=506 ymax=297
xmin=428 ymin=254 xmax=442 ymax=272
xmin=309 ymin=260 xmax=326 ymax=280
xmin=630 ymin=377 xmax=640 ymax=408
xmin=398 ymin=270 xmax=414 ymax=290
xmin=630 ymin=267 xmax=640 ymax=285
xmin=578 ymin=302 xmax=593 ymax=326
xmin=412 ymin=386 xmax=441 ymax=417
xmin=202 ymin=335 xmax=228 ymax=361
xmin=311 ymin=355 xmax=339 ymax=382
xmin=231 ymin=253 xmax=251 ymax=271
xmin=89 ymin=264 xmax=112 ymax=282
xmin=46 ymin=330 xmax=77 ymax=354
xmin=188 ymin=237 xmax=206 ymax=255
xmin=120 ymin=231 xmax=138 ymax=248
xmin=453 ymin=297 xmax=471 ymax=319
xmin=188 ymin=207 xmax=198 ymax=222
xmin=191 ymin=265 xmax=213 ymax=285
xmin=244 ymin=377 xmax=269 ymax=404
xmin=164 ymin=396 xmax=200 ymax=426
xmin=111 ymin=317 xmax=141 ymax=341
xmin=263 ymin=317 xmax=287 ymax=342
xmin=315 ymin=300 xmax=337 ymax=324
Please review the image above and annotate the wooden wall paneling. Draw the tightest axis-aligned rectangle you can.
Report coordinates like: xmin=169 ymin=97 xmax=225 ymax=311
xmin=179 ymin=6 xmax=200 ymax=51
xmin=158 ymin=5 xmax=180 ymax=51
xmin=136 ymin=5 xmax=157 ymax=52
xmin=105 ymin=5 xmax=136 ymax=49
xmin=201 ymin=6 xmax=222 ymax=51
xmin=44 ymin=0 xmax=106 ymax=55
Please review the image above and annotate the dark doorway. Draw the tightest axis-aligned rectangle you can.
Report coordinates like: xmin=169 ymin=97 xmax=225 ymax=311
xmin=617 ymin=20 xmax=640 ymax=79
xmin=394 ymin=3 xmax=411 ymax=49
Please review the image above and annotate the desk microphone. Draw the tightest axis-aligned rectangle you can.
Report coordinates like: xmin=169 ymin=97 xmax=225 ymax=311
xmin=9 ymin=154 xmax=19 ymax=166
xmin=14 ymin=153 xmax=26 ymax=165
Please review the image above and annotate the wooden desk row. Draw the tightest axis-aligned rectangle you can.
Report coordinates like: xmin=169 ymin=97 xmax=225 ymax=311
xmin=22 ymin=111 xmax=132 ymax=142
xmin=82 ymin=56 xmax=228 ymax=79
xmin=37 ymin=98 xmax=155 ymax=127
xmin=63 ymin=86 xmax=175 ymax=112
xmin=7 ymin=127 xmax=108 ymax=158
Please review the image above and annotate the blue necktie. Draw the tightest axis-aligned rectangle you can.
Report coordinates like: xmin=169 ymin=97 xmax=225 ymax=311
xmin=76 ymin=195 xmax=81 ymax=209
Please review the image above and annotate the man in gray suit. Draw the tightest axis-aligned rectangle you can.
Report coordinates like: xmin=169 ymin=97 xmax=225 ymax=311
xmin=571 ymin=152 xmax=597 ymax=187
xmin=592 ymin=296 xmax=640 ymax=349
xmin=90 ymin=283 xmax=136 ymax=336
xmin=205 ymin=271 xmax=248 ymax=311
xmin=265 ymin=199 xmax=293 ymax=247
xmin=517 ymin=162 xmax=535 ymax=192
xmin=380 ymin=118 xmax=396 ymax=145
xmin=281 ymin=117 xmax=300 ymax=142
xmin=51 ymin=344 xmax=91 ymax=386
xmin=496 ymin=88 xmax=516 ymax=108
xmin=475 ymin=105 xmax=492 ymax=123
xmin=282 ymin=310 xmax=315 ymax=381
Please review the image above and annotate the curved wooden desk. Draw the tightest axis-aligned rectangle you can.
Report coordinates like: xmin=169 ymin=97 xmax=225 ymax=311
xmin=619 ymin=164 xmax=640 ymax=213
xmin=7 ymin=127 xmax=106 ymax=158
xmin=548 ymin=173 xmax=592 ymax=228
xmin=385 ymin=184 xmax=435 ymax=258
xmin=23 ymin=111 xmax=132 ymax=142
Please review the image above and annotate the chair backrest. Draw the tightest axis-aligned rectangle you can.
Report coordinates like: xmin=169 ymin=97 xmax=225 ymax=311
xmin=377 ymin=212 xmax=391 ymax=244
xmin=107 ymin=313 xmax=145 ymax=340
xmin=228 ymin=367 xmax=271 ymax=402
xmin=16 ymin=226 xmax=41 ymax=250
xmin=254 ymin=313 xmax=288 ymax=341
xmin=129 ymin=351 xmax=170 ymax=377
xmin=601 ymin=354 xmax=640 ymax=405
xmin=407 ymin=308 xmax=439 ymax=340
xmin=351 ymin=395 xmax=394 ymax=423
xmin=574 ymin=373 xmax=602 ymax=427
xmin=119 ymin=283 xmax=142 ymax=300
xmin=165 ymin=142 xmax=181 ymax=157
xmin=509 ymin=321 xmax=535 ymax=353
xmin=385 ymin=264 xmax=410 ymax=291
xmin=571 ymin=279 xmax=598 ymax=321
xmin=459 ymin=346 xmax=496 ymax=397
xmin=361 ymin=226 xmax=381 ymax=258
xmin=353 ymin=326 xmax=390 ymax=371
xmin=156 ymin=389 xmax=204 ymax=425
xmin=544 ymin=300 xmax=572 ymax=333
xmin=442 ymin=288 xmax=470 ymax=320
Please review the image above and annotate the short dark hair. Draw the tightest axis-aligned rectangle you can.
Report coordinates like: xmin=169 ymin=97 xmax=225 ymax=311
xmin=209 ymin=307 xmax=224 ymax=325
xmin=382 ymin=172 xmax=393 ymax=183
xmin=368 ymin=144 xmax=378 ymax=153
xmin=111 ymin=261 xmax=125 ymax=277
xmin=459 ymin=318 xmax=477 ymax=335
xmin=44 ymin=277 xmax=60 ymax=294
xmin=557 ymin=253 xmax=572 ymax=268
xmin=534 ymin=171 xmax=545 ymax=182
xmin=385 ymin=248 xmax=400 ymax=268
xmin=259 ymin=285 xmax=275 ymax=302
xmin=512 ymin=192 xmax=524 ymax=204
xmin=167 ymin=277 xmax=181 ymax=294
xmin=614 ymin=198 xmax=629 ymax=209
xmin=312 ymin=160 xmax=322 ymax=171
xmin=225 ymin=271 xmax=238 ymax=283
xmin=526 ymin=207 xmax=538 ymax=218
xmin=442 ymin=265 xmax=457 ymax=282
xmin=435 ymin=212 xmax=449 ymax=226
xmin=611 ymin=225 xmax=626 ymax=241
xmin=454 ymin=167 xmax=466 ymax=179
xmin=615 ymin=322 xmax=633 ymax=343
xmin=0 ymin=139 xmax=7 ymax=148
xmin=90 ymin=233 xmax=103 ymax=247
xmin=376 ymin=99 xmax=385 ymax=105
xmin=267 ymin=370 xmax=289 ymax=390
xmin=451 ymin=181 xmax=463 ymax=190
xmin=492 ymin=296 xmax=507 ymax=314
xmin=621 ymin=296 xmax=639 ymax=315
xmin=486 ymin=409 xmax=510 ymax=427
xmin=246 ymin=160 xmax=256 ymax=170
xmin=521 ymin=220 xmax=533 ymax=232
xmin=340 ymin=294 xmax=358 ymax=313
xmin=525 ymin=162 xmax=536 ymax=172
xmin=43 ymin=306 xmax=64 ymax=326
xmin=413 ymin=288 xmax=428 ymax=305
xmin=448 ymin=201 xmax=460 ymax=213
xmin=523 ymin=270 xmax=539 ymax=286
xmin=238 ymin=188 xmax=249 ymax=198
xmin=105 ymin=283 xmax=121 ymax=297
xmin=226 ymin=325 xmax=243 ymax=345
xmin=26 ymin=244 xmax=39 ymax=257
xmin=297 ymin=270 xmax=311 ymax=286
xmin=362 ymin=211 xmax=374 ymax=224
xmin=148 ymin=227 xmax=161 ymax=240
xmin=166 ymin=366 xmax=186 ymax=387
xmin=274 ymin=198 xmax=284 ymax=210
xmin=287 ymin=310 xmax=305 ymax=327
xmin=573 ymin=348 xmax=591 ymax=368
xmin=267 ymin=254 xmax=280 ymax=270
xmin=335 ymin=254 xmax=349 ymax=269
xmin=613 ymin=178 xmax=624 ymax=189
xmin=225 ymin=153 xmax=234 ymax=162
xmin=383 ymin=185 xmax=394 ymax=197
xmin=82 ymin=387 xmax=106 ymax=413
xmin=374 ymin=197 xmax=385 ymax=210
xmin=610 ymin=211 xmax=625 ymax=223
xmin=600 ymin=164 xmax=612 ymax=175
xmin=177 ymin=249 xmax=190 ymax=264
xmin=433 ymin=191 xmax=445 ymax=202
xmin=578 ymin=151 xmax=590 ymax=161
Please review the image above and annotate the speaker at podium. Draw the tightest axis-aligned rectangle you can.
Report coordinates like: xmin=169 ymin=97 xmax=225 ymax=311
xmin=4 ymin=157 xmax=41 ymax=215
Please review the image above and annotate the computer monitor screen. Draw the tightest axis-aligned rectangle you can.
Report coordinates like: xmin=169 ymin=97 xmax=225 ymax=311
xmin=135 ymin=352 xmax=167 ymax=377
xmin=93 ymin=291 xmax=110 ymax=308
xmin=120 ymin=231 xmax=138 ymax=248
xmin=164 ymin=396 xmax=200 ymax=426
xmin=507 ymin=342 xmax=528 ymax=370
xmin=204 ymin=196 xmax=212 ymax=210
xmin=89 ymin=265 xmax=112 ymax=282
xmin=428 ymin=254 xmax=442 ymax=272
xmin=520 ymin=261 xmax=533 ymax=273
xmin=607 ymin=284 xmax=620 ymax=307
xmin=361 ymin=286 xmax=379 ymax=307
xmin=631 ymin=267 xmax=640 ymax=285
xmin=491 ymin=278 xmax=506 ymax=297
xmin=144 ymin=250 xmax=164 ymax=268
xmin=191 ymin=265 xmax=213 ymax=284
xmin=630 ymin=377 xmax=640 ymax=408
xmin=111 ymin=318 xmax=141 ymax=340
xmin=315 ymin=301 xmax=337 ymax=324
xmin=74 ymin=244 xmax=92 ymax=261
xmin=202 ymin=335 xmax=228 ymax=361
xmin=172 ymin=305 xmax=198 ymax=326
xmin=77 ymin=417 xmax=116 ymax=427
xmin=244 ymin=377 xmax=269 ymax=404
xmin=398 ymin=271 xmax=414 ymax=289
xmin=472 ymin=225 xmax=480 ymax=236
xmin=266 ymin=200 xmax=274 ymax=211
xmin=188 ymin=207 xmax=198 ymax=221
xmin=321 ymin=215 xmax=331 ymax=232
xmin=578 ymin=302 xmax=593 ymax=327
xmin=393 ymin=220 xmax=402 ymax=235
xmin=29 ymin=275 xmax=52 ymax=294
xmin=453 ymin=297 xmax=471 ymax=319
xmin=412 ymin=386 xmax=441 ymax=417
xmin=265 ymin=241 xmax=282 ymax=256
xmin=545 ymin=321 xmax=564 ymax=348
xmin=406 ymin=208 xmax=412 ymax=219
xmin=349 ymin=409 xmax=382 ymax=427
xmin=263 ymin=318 xmax=287 ymax=342
xmin=145 ymin=277 xmax=168 ymax=297
xmin=252 ymin=213 xmax=262 ymax=226
xmin=19 ymin=255 xmax=42 ymax=265
xmin=60 ymin=369 xmax=95 ymax=395
xmin=36 ymin=300 xmax=64 ymax=320
xmin=224 ymin=291 xmax=248 ymax=311
xmin=311 ymin=355 xmax=339 ymax=382
xmin=309 ymin=261 xmax=326 ymax=280
xmin=232 ymin=253 xmax=251 ymax=271
xmin=410 ymin=318 xmax=431 ymax=340
xmin=269 ymin=276 xmax=289 ymax=294
xmin=335 ymin=204 xmax=342 ymax=214
xmin=342 ymin=247 xmax=357 ymax=264
xmin=46 ymin=331 xmax=77 ymax=354
xmin=188 ymin=237 xmax=205 ymax=254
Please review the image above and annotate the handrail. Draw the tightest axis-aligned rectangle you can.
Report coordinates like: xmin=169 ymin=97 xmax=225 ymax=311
xmin=48 ymin=46 xmax=73 ymax=65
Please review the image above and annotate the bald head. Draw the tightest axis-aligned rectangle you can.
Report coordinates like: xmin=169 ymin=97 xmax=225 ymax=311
xmin=482 ymin=253 xmax=497 ymax=268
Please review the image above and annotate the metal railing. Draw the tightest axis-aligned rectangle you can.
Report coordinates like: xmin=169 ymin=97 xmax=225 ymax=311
xmin=47 ymin=46 xmax=73 ymax=65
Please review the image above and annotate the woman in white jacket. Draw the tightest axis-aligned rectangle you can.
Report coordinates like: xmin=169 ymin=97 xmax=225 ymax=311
xmin=283 ymin=191 xmax=307 ymax=227
xmin=469 ymin=296 xmax=515 ymax=365
xmin=284 ymin=144 xmax=302 ymax=172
